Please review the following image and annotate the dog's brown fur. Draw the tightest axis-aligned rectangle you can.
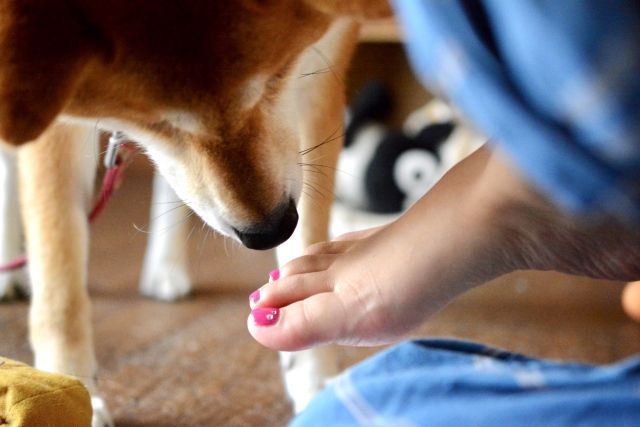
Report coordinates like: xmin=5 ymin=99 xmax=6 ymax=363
xmin=2 ymin=1 xmax=334 ymax=221
xmin=0 ymin=0 xmax=392 ymax=424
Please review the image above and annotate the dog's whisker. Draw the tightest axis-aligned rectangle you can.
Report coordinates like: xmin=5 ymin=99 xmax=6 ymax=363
xmin=300 ymin=151 xmax=334 ymax=164
xmin=299 ymin=136 xmax=343 ymax=157
xmin=305 ymin=178 xmax=336 ymax=196
xmin=301 ymin=124 xmax=342 ymax=154
xmin=300 ymin=163 xmax=332 ymax=180
xmin=199 ymin=225 xmax=212 ymax=260
xmin=304 ymin=169 xmax=362 ymax=196
xmin=300 ymin=165 xmax=331 ymax=179
xmin=162 ymin=211 xmax=196 ymax=234
xmin=301 ymin=162 xmax=349 ymax=171
xmin=303 ymin=177 xmax=344 ymax=205
xmin=298 ymin=67 xmax=332 ymax=79
xmin=303 ymin=180 xmax=341 ymax=206
xmin=301 ymin=171 xmax=332 ymax=188
xmin=132 ymin=202 xmax=191 ymax=233
xmin=223 ymin=235 xmax=230 ymax=258
xmin=299 ymin=126 xmax=345 ymax=157
xmin=300 ymin=188 xmax=314 ymax=202
xmin=131 ymin=207 xmax=194 ymax=237
xmin=301 ymin=124 xmax=342 ymax=152
xmin=300 ymin=164 xmax=340 ymax=183
xmin=311 ymin=46 xmax=343 ymax=87
xmin=287 ymin=172 xmax=342 ymax=206
xmin=301 ymin=173 xmax=331 ymax=190
xmin=192 ymin=221 xmax=207 ymax=281
xmin=148 ymin=189 xmax=192 ymax=207
xmin=300 ymin=189 xmax=324 ymax=212
xmin=302 ymin=182 xmax=329 ymax=201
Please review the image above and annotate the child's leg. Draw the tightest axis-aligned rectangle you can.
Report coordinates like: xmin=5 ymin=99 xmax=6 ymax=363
xmin=249 ymin=146 xmax=640 ymax=351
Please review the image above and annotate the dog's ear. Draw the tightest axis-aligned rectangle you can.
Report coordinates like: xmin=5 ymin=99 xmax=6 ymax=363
xmin=0 ymin=1 xmax=106 ymax=145
xmin=302 ymin=0 xmax=393 ymax=20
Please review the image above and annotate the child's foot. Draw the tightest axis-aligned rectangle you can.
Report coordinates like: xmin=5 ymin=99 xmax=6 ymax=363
xmin=248 ymin=146 xmax=640 ymax=351
xmin=248 ymin=147 xmax=507 ymax=350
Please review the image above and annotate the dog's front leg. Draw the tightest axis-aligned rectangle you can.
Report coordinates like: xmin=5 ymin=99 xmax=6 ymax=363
xmin=18 ymin=123 xmax=113 ymax=427
xmin=276 ymin=18 xmax=361 ymax=413
xmin=139 ymin=173 xmax=192 ymax=301
xmin=0 ymin=144 xmax=27 ymax=299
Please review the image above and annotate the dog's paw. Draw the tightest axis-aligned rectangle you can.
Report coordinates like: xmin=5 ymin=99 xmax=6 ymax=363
xmin=139 ymin=265 xmax=191 ymax=302
xmin=280 ymin=347 xmax=339 ymax=413
xmin=91 ymin=396 xmax=115 ymax=427
xmin=0 ymin=270 xmax=29 ymax=301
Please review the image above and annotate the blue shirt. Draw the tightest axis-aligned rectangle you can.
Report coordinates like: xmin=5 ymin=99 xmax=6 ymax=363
xmin=290 ymin=339 xmax=640 ymax=427
xmin=392 ymin=0 xmax=640 ymax=221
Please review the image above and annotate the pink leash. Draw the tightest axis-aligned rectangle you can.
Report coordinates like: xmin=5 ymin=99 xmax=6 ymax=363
xmin=0 ymin=132 xmax=136 ymax=273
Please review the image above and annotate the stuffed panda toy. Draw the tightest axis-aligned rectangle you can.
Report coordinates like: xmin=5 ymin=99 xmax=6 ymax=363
xmin=336 ymin=81 xmax=477 ymax=214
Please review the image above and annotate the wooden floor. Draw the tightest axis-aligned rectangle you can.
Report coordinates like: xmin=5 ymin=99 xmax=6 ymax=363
xmin=2 ymin=157 xmax=640 ymax=427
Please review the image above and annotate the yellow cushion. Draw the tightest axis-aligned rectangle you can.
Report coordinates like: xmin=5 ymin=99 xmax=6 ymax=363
xmin=0 ymin=357 xmax=92 ymax=427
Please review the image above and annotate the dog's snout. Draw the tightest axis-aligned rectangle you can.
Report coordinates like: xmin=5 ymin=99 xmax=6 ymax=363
xmin=233 ymin=199 xmax=298 ymax=250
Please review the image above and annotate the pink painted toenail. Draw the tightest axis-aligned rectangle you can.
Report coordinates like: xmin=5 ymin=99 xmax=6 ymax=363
xmin=269 ymin=269 xmax=280 ymax=281
xmin=249 ymin=289 xmax=260 ymax=305
xmin=251 ymin=308 xmax=280 ymax=326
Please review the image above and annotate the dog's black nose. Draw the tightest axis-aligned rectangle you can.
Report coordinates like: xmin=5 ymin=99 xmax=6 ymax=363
xmin=233 ymin=199 xmax=298 ymax=250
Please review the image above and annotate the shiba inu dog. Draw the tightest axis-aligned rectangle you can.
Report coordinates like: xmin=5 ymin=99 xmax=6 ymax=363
xmin=0 ymin=1 xmax=392 ymax=425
